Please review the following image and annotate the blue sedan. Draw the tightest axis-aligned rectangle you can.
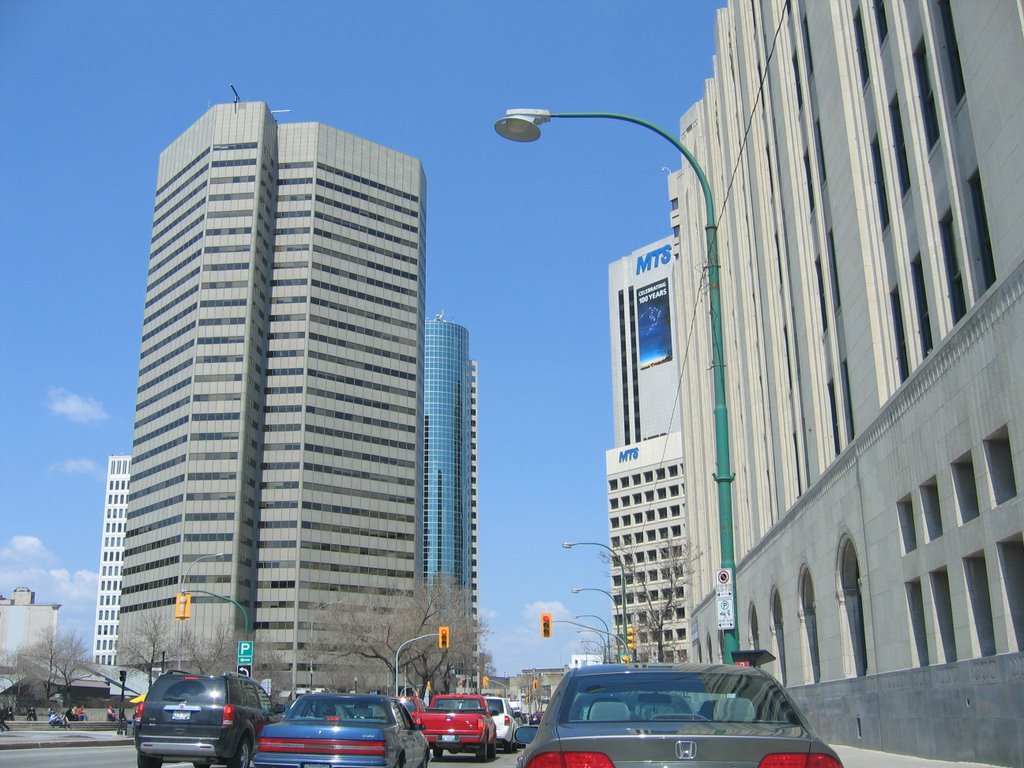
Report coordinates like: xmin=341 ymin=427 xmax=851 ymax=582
xmin=253 ymin=693 xmax=429 ymax=768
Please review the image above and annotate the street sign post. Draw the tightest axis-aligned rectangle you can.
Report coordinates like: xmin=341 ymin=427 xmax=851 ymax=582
xmin=237 ymin=640 xmax=254 ymax=665
xmin=715 ymin=568 xmax=735 ymax=630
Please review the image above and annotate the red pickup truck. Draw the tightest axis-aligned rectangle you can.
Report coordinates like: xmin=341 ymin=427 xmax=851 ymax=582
xmin=420 ymin=693 xmax=497 ymax=761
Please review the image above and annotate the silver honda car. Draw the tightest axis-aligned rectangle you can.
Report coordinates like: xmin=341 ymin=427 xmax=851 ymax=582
xmin=514 ymin=663 xmax=843 ymax=768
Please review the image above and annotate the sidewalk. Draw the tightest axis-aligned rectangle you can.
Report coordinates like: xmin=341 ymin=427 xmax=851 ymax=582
xmin=0 ymin=727 xmax=132 ymax=750
xmin=834 ymin=744 xmax=1005 ymax=768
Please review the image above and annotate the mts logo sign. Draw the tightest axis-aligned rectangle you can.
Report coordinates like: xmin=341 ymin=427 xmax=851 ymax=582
xmin=636 ymin=245 xmax=672 ymax=275
xmin=619 ymin=447 xmax=640 ymax=463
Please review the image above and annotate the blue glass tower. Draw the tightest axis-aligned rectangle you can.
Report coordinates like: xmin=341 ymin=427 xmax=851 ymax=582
xmin=422 ymin=316 xmax=477 ymax=614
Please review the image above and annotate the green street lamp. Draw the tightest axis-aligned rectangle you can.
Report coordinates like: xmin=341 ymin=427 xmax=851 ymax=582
xmin=496 ymin=108 xmax=738 ymax=662
xmin=563 ymin=541 xmax=627 ymax=644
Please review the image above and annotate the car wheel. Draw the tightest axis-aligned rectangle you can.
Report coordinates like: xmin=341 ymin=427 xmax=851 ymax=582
xmin=504 ymin=738 xmax=514 ymax=754
xmin=432 ymin=748 xmax=444 ymax=760
xmin=475 ymin=742 xmax=487 ymax=762
xmin=487 ymin=738 xmax=497 ymax=760
xmin=137 ymin=755 xmax=162 ymax=768
xmin=226 ymin=736 xmax=252 ymax=768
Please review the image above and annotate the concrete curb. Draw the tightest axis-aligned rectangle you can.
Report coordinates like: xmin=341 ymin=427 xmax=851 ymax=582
xmin=0 ymin=739 xmax=131 ymax=750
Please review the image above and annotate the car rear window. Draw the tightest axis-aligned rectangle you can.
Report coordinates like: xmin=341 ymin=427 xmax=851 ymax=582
xmin=560 ymin=670 xmax=801 ymax=726
xmin=148 ymin=676 xmax=226 ymax=704
xmin=429 ymin=698 xmax=484 ymax=712
xmin=287 ymin=697 xmax=391 ymax=723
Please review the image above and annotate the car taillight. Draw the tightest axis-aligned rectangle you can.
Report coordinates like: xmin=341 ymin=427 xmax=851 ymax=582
xmin=137 ymin=703 xmax=145 ymax=719
xmin=222 ymin=703 xmax=235 ymax=726
xmin=258 ymin=737 xmax=387 ymax=755
xmin=758 ymin=754 xmax=843 ymax=768
xmin=525 ymin=752 xmax=616 ymax=768
xmin=504 ymin=715 xmax=511 ymax=726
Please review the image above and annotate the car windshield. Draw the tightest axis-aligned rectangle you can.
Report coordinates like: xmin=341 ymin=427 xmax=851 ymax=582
xmin=560 ymin=670 xmax=802 ymax=725
xmin=429 ymin=698 xmax=484 ymax=712
xmin=287 ymin=697 xmax=391 ymax=723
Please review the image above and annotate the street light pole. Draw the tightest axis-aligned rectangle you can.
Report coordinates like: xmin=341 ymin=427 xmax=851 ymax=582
xmin=177 ymin=551 xmax=228 ymax=667
xmin=498 ymin=109 xmax=738 ymax=662
xmin=563 ymin=541 xmax=628 ymax=654
xmin=309 ymin=600 xmax=347 ymax=691
xmin=570 ymin=589 xmax=627 ymax=656
xmin=395 ymin=633 xmax=439 ymax=696
xmin=574 ymin=614 xmax=612 ymax=662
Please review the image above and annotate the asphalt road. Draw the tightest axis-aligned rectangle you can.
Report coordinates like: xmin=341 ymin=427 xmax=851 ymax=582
xmin=0 ymin=733 xmax=1006 ymax=768
xmin=0 ymin=743 xmax=524 ymax=768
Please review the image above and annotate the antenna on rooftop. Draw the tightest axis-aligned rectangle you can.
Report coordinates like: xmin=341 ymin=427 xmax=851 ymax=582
xmin=230 ymin=84 xmax=241 ymax=111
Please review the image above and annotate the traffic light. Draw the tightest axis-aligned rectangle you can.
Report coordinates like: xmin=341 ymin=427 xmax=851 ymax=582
xmin=532 ymin=678 xmax=539 ymax=690
xmin=621 ymin=655 xmax=631 ymax=663
xmin=438 ymin=626 xmax=450 ymax=649
xmin=540 ymin=612 xmax=552 ymax=638
xmin=626 ymin=626 xmax=636 ymax=649
xmin=482 ymin=675 xmax=489 ymax=687
xmin=174 ymin=592 xmax=191 ymax=620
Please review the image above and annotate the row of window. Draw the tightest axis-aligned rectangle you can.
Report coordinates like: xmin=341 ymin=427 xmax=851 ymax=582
xmin=897 ymin=426 xmax=1017 ymax=552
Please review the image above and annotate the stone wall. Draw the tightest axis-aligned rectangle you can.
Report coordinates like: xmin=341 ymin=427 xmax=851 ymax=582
xmin=788 ymin=652 xmax=1024 ymax=767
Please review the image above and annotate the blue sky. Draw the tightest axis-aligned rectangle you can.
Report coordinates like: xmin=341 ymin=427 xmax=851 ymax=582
xmin=0 ymin=0 xmax=723 ymax=676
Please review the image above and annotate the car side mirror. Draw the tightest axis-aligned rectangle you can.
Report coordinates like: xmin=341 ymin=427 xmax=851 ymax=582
xmin=489 ymin=708 xmax=500 ymax=716
xmin=273 ymin=704 xmax=287 ymax=714
xmin=515 ymin=725 xmax=538 ymax=745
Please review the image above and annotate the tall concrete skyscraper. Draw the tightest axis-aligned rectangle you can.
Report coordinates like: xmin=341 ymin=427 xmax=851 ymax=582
xmin=120 ymin=102 xmax=426 ymax=683
xmin=422 ymin=316 xmax=478 ymax=616
xmin=605 ymin=239 xmax=687 ymax=660
xmin=93 ymin=454 xmax=130 ymax=664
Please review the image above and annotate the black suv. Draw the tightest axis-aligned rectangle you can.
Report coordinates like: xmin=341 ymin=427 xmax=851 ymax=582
xmin=135 ymin=670 xmax=281 ymax=768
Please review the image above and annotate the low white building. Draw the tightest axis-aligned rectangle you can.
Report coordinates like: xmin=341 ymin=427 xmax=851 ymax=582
xmin=0 ymin=588 xmax=59 ymax=655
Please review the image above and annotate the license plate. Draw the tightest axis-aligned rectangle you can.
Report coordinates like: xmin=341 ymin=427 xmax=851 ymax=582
xmin=171 ymin=711 xmax=191 ymax=721
xmin=439 ymin=734 xmax=458 ymax=742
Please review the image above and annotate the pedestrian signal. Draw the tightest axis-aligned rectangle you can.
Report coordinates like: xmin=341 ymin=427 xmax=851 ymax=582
xmin=532 ymin=678 xmax=539 ymax=690
xmin=540 ymin=612 xmax=552 ymax=638
xmin=438 ymin=626 xmax=450 ymax=649
xmin=174 ymin=592 xmax=191 ymax=620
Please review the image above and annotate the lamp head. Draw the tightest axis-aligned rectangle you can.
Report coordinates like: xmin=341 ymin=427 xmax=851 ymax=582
xmin=561 ymin=542 xmax=575 ymax=549
xmin=494 ymin=108 xmax=552 ymax=142
xmin=571 ymin=588 xmax=582 ymax=594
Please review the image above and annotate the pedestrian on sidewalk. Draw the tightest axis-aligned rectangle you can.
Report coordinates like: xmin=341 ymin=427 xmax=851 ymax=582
xmin=0 ymin=707 xmax=9 ymax=732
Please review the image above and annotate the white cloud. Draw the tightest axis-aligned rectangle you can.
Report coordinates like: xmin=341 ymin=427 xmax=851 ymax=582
xmin=47 ymin=387 xmax=109 ymax=423
xmin=0 ymin=535 xmax=54 ymax=564
xmin=0 ymin=536 xmax=99 ymax=640
xmin=50 ymin=458 xmax=104 ymax=478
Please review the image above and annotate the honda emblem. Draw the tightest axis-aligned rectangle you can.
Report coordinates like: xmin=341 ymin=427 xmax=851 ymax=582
xmin=675 ymin=741 xmax=697 ymax=760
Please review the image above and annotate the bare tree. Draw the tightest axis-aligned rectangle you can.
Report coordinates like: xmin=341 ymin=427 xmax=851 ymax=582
xmin=622 ymin=542 xmax=693 ymax=663
xmin=179 ymin=622 xmax=237 ymax=675
xmin=314 ymin=579 xmax=482 ymax=695
xmin=117 ymin=612 xmax=175 ymax=684
xmin=20 ymin=629 xmax=92 ymax=705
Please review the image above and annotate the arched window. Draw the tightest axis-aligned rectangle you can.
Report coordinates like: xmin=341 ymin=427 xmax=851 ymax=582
xmin=771 ymin=589 xmax=787 ymax=685
xmin=839 ymin=538 xmax=868 ymax=676
xmin=800 ymin=569 xmax=821 ymax=682
xmin=749 ymin=603 xmax=761 ymax=649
